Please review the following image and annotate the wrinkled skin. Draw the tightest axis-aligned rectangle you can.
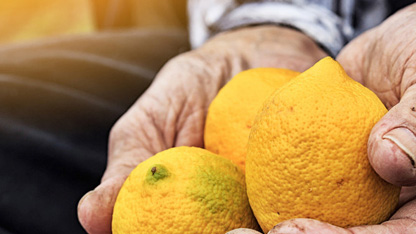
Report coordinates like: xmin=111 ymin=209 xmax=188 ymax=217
xmin=77 ymin=25 xmax=327 ymax=233
xmin=228 ymin=4 xmax=416 ymax=234
xmin=78 ymin=4 xmax=416 ymax=234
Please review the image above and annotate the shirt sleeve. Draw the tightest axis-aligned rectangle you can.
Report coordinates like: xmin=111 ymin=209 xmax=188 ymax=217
xmin=187 ymin=0 xmax=354 ymax=56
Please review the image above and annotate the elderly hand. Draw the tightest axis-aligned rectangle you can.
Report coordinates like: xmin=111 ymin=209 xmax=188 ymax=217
xmin=231 ymin=4 xmax=416 ymax=234
xmin=76 ymin=25 xmax=327 ymax=234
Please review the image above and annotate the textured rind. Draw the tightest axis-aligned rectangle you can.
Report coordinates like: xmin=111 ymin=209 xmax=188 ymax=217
xmin=205 ymin=68 xmax=299 ymax=172
xmin=112 ymin=146 xmax=259 ymax=234
xmin=246 ymin=57 xmax=401 ymax=233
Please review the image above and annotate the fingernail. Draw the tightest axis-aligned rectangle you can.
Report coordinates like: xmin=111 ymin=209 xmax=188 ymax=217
xmin=383 ymin=127 xmax=416 ymax=166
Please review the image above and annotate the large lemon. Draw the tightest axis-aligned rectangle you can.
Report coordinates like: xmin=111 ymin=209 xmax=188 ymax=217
xmin=112 ymin=146 xmax=259 ymax=234
xmin=246 ymin=57 xmax=401 ymax=233
xmin=205 ymin=68 xmax=299 ymax=172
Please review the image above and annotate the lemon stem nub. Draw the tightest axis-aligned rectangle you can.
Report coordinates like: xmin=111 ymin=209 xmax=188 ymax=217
xmin=146 ymin=164 xmax=170 ymax=184
xmin=151 ymin=167 xmax=157 ymax=175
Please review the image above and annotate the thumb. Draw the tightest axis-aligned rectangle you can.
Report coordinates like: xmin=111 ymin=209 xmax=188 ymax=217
xmin=368 ymin=85 xmax=416 ymax=186
xmin=77 ymin=145 xmax=154 ymax=233
xmin=77 ymin=176 xmax=126 ymax=234
xmin=77 ymin=97 xmax=166 ymax=233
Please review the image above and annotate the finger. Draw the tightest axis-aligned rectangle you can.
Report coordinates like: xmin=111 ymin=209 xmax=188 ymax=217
xmin=266 ymin=188 xmax=416 ymax=234
xmin=77 ymin=147 xmax=153 ymax=233
xmin=77 ymin=109 xmax=158 ymax=233
xmin=399 ymin=186 xmax=416 ymax=207
xmin=368 ymin=85 xmax=416 ymax=186
xmin=267 ymin=199 xmax=416 ymax=234
xmin=78 ymin=144 xmax=156 ymax=233
xmin=349 ymin=198 xmax=416 ymax=233
xmin=77 ymin=176 xmax=126 ymax=234
xmin=226 ymin=228 xmax=262 ymax=234
xmin=268 ymin=218 xmax=351 ymax=234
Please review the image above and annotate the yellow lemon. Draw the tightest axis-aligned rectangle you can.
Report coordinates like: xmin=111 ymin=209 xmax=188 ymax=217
xmin=246 ymin=57 xmax=401 ymax=233
xmin=204 ymin=68 xmax=299 ymax=172
xmin=112 ymin=146 xmax=259 ymax=234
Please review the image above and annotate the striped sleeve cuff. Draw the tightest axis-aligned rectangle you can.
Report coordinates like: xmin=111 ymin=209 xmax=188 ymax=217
xmin=189 ymin=1 xmax=354 ymax=56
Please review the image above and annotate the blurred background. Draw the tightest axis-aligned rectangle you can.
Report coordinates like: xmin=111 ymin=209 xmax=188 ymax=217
xmin=0 ymin=0 xmax=187 ymax=45
xmin=0 ymin=1 xmax=187 ymax=234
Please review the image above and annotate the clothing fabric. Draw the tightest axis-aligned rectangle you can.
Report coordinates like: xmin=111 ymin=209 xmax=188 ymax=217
xmin=0 ymin=28 xmax=188 ymax=234
xmin=188 ymin=0 xmax=392 ymax=56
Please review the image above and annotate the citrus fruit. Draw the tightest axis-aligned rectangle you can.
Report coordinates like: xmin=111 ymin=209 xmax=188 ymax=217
xmin=112 ymin=146 xmax=259 ymax=234
xmin=246 ymin=57 xmax=401 ymax=233
xmin=204 ymin=68 xmax=299 ymax=172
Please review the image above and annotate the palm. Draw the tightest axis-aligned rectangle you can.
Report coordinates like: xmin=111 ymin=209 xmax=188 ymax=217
xmin=78 ymin=25 xmax=328 ymax=234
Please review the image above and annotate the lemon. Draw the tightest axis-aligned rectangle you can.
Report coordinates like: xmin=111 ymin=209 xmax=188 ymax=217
xmin=112 ymin=146 xmax=259 ymax=234
xmin=246 ymin=57 xmax=401 ymax=233
xmin=205 ymin=68 xmax=299 ymax=172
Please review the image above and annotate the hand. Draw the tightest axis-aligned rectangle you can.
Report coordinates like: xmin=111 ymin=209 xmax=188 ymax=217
xmin=77 ymin=25 xmax=327 ymax=233
xmin=229 ymin=4 xmax=416 ymax=234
